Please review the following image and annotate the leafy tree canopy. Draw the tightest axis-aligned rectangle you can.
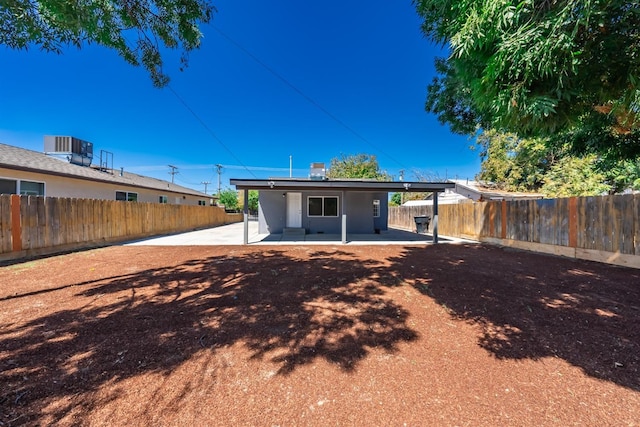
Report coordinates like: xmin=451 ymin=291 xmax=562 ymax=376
xmin=476 ymin=130 xmax=563 ymax=192
xmin=326 ymin=154 xmax=391 ymax=181
xmin=0 ymin=0 xmax=215 ymax=87
xmin=541 ymin=155 xmax=611 ymax=197
xmin=218 ymin=188 xmax=238 ymax=210
xmin=247 ymin=190 xmax=259 ymax=213
xmin=389 ymin=192 xmax=402 ymax=206
xmin=476 ymin=129 xmax=640 ymax=196
xmin=415 ymin=0 xmax=640 ymax=157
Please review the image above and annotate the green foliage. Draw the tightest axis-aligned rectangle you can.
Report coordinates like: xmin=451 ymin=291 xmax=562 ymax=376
xmin=218 ymin=188 xmax=238 ymax=210
xmin=0 ymin=0 xmax=215 ymax=87
xmin=415 ymin=0 xmax=640 ymax=157
xmin=389 ymin=192 xmax=402 ymax=206
xmin=327 ymin=154 xmax=391 ymax=181
xmin=597 ymin=158 xmax=640 ymax=194
xmin=477 ymin=129 xmax=640 ymax=195
xmin=247 ymin=190 xmax=259 ymax=213
xmin=477 ymin=130 xmax=562 ymax=192
xmin=541 ymin=155 xmax=611 ymax=197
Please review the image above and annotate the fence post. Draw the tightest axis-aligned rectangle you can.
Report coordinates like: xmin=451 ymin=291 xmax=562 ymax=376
xmin=11 ymin=194 xmax=22 ymax=252
xmin=501 ymin=200 xmax=507 ymax=239
xmin=569 ymin=197 xmax=578 ymax=248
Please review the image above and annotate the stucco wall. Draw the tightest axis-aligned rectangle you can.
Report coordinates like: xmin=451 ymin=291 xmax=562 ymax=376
xmin=303 ymin=190 xmax=342 ymax=234
xmin=258 ymin=191 xmax=286 ymax=234
xmin=373 ymin=191 xmax=388 ymax=232
xmin=258 ymin=189 xmax=388 ymax=234
xmin=0 ymin=167 xmax=210 ymax=206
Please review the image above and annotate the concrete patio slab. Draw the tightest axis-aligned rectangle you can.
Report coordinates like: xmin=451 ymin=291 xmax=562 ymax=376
xmin=125 ymin=222 xmax=475 ymax=246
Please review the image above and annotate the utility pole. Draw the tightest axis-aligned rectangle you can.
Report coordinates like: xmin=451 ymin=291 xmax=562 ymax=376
xmin=215 ymin=164 xmax=223 ymax=195
xmin=399 ymin=169 xmax=405 ymax=205
xmin=201 ymin=181 xmax=211 ymax=194
xmin=168 ymin=165 xmax=178 ymax=184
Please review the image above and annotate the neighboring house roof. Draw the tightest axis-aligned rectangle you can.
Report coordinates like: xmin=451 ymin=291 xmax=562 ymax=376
xmin=0 ymin=142 xmax=207 ymax=197
xmin=449 ymin=179 xmax=544 ymax=201
xmin=403 ymin=189 xmax=470 ymax=206
xmin=230 ymin=178 xmax=456 ymax=192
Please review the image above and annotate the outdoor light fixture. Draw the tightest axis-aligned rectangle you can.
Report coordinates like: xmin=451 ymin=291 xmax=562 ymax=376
xmin=268 ymin=181 xmax=275 ymax=188
xmin=403 ymin=183 xmax=411 ymax=190
xmin=282 ymin=193 xmax=286 ymax=197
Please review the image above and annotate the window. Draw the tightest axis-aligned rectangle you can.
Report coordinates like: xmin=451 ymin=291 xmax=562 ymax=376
xmin=20 ymin=180 xmax=45 ymax=196
xmin=373 ymin=199 xmax=380 ymax=217
xmin=0 ymin=178 xmax=17 ymax=195
xmin=0 ymin=179 xmax=45 ymax=196
xmin=116 ymin=191 xmax=138 ymax=202
xmin=159 ymin=195 xmax=168 ymax=204
xmin=198 ymin=200 xmax=206 ymax=206
xmin=308 ymin=196 xmax=339 ymax=217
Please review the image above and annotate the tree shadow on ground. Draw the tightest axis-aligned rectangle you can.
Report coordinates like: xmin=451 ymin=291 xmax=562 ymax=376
xmin=390 ymin=244 xmax=640 ymax=391
xmin=0 ymin=248 xmax=417 ymax=424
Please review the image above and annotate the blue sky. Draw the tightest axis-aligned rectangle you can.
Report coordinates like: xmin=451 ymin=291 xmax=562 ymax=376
xmin=0 ymin=0 xmax=480 ymax=194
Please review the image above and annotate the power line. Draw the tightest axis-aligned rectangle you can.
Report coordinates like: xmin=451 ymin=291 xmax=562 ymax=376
xmin=166 ymin=85 xmax=258 ymax=179
xmin=213 ymin=26 xmax=408 ymax=171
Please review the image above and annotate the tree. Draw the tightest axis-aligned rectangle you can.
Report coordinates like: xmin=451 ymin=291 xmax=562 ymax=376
xmin=476 ymin=129 xmax=640 ymax=195
xmin=247 ymin=190 xmax=259 ymax=213
xmin=415 ymin=0 xmax=640 ymax=156
xmin=326 ymin=153 xmax=391 ymax=180
xmin=389 ymin=192 xmax=402 ymax=206
xmin=541 ymin=155 xmax=611 ymax=197
xmin=218 ymin=188 xmax=238 ymax=210
xmin=0 ymin=0 xmax=215 ymax=87
xmin=476 ymin=130 xmax=562 ymax=192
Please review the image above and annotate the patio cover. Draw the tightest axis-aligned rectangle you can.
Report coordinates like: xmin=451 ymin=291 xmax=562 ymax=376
xmin=230 ymin=178 xmax=456 ymax=244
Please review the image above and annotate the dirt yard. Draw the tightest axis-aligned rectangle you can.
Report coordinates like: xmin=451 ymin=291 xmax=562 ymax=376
xmin=1 ymin=243 xmax=639 ymax=426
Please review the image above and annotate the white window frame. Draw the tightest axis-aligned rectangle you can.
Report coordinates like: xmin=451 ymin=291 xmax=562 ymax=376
xmin=0 ymin=177 xmax=46 ymax=196
xmin=159 ymin=195 xmax=168 ymax=204
xmin=308 ymin=196 xmax=339 ymax=217
xmin=116 ymin=191 xmax=138 ymax=202
xmin=373 ymin=199 xmax=380 ymax=218
xmin=18 ymin=179 xmax=46 ymax=196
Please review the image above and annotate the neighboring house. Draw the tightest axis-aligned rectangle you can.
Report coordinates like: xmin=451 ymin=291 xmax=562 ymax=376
xmin=401 ymin=180 xmax=543 ymax=207
xmin=450 ymin=179 xmax=544 ymax=201
xmin=402 ymin=188 xmax=471 ymax=206
xmin=231 ymin=169 xmax=455 ymax=243
xmin=0 ymin=138 xmax=211 ymax=205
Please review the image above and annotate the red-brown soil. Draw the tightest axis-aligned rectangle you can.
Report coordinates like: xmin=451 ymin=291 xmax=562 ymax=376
xmin=1 ymin=243 xmax=639 ymax=426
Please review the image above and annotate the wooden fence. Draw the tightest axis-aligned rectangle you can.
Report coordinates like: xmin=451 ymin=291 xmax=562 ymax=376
xmin=389 ymin=194 xmax=640 ymax=269
xmin=0 ymin=195 xmax=243 ymax=260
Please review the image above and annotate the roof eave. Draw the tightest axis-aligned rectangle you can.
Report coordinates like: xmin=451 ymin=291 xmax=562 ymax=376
xmin=230 ymin=178 xmax=456 ymax=192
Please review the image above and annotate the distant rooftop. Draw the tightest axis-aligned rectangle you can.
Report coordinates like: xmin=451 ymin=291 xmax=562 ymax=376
xmin=450 ymin=179 xmax=544 ymax=201
xmin=0 ymin=142 xmax=208 ymax=197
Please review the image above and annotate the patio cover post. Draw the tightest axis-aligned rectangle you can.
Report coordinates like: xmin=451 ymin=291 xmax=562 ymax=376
xmin=243 ymin=189 xmax=249 ymax=245
xmin=433 ymin=191 xmax=439 ymax=244
xmin=341 ymin=191 xmax=347 ymax=244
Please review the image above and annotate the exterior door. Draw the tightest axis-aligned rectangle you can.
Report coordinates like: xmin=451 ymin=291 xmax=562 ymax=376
xmin=286 ymin=192 xmax=302 ymax=228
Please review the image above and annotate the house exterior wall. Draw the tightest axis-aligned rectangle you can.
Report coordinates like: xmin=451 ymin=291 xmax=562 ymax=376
xmin=0 ymin=167 xmax=210 ymax=206
xmin=258 ymin=189 xmax=388 ymax=234
xmin=258 ymin=191 xmax=286 ymax=233
xmin=373 ymin=191 xmax=388 ymax=232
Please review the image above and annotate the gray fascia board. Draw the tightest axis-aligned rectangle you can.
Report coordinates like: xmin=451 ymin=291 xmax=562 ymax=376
xmin=230 ymin=178 xmax=455 ymax=192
